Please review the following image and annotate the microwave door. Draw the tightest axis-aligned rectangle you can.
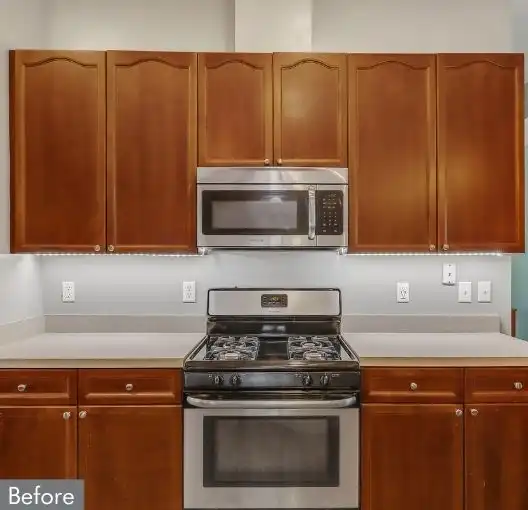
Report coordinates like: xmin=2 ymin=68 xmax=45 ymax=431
xmin=197 ymin=184 xmax=315 ymax=248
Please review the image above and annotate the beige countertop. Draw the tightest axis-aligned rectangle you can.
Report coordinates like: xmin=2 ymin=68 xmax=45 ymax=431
xmin=0 ymin=331 xmax=527 ymax=368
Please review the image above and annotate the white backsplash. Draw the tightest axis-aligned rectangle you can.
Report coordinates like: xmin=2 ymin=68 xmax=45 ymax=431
xmin=39 ymin=252 xmax=511 ymax=329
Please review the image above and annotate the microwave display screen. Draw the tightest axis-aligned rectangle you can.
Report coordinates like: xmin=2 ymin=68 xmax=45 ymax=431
xmin=212 ymin=200 xmax=297 ymax=230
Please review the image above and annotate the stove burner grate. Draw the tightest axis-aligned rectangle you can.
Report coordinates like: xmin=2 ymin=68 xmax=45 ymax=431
xmin=204 ymin=335 xmax=260 ymax=361
xmin=287 ymin=335 xmax=341 ymax=361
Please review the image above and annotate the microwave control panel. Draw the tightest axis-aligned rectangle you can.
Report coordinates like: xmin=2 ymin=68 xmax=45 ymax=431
xmin=316 ymin=190 xmax=344 ymax=235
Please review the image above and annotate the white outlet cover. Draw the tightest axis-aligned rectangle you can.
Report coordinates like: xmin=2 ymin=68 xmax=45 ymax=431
xmin=397 ymin=282 xmax=410 ymax=303
xmin=442 ymin=263 xmax=456 ymax=285
xmin=182 ymin=281 xmax=196 ymax=303
xmin=61 ymin=281 xmax=75 ymax=303
xmin=477 ymin=281 xmax=492 ymax=303
xmin=458 ymin=281 xmax=472 ymax=303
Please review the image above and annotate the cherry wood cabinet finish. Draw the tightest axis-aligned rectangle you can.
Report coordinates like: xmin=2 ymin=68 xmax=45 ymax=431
xmin=361 ymin=367 xmax=464 ymax=403
xmin=361 ymin=403 xmax=463 ymax=510
xmin=78 ymin=368 xmax=182 ymax=405
xmin=437 ymin=53 xmax=525 ymax=252
xmin=198 ymin=53 xmax=273 ymax=166
xmin=465 ymin=404 xmax=528 ymax=510
xmin=107 ymin=51 xmax=197 ymax=252
xmin=10 ymin=50 xmax=106 ymax=253
xmin=273 ymin=53 xmax=348 ymax=167
xmin=0 ymin=406 xmax=77 ymax=478
xmin=79 ymin=405 xmax=182 ymax=510
xmin=465 ymin=367 xmax=528 ymax=403
xmin=0 ymin=369 xmax=77 ymax=405
xmin=348 ymin=54 xmax=437 ymax=252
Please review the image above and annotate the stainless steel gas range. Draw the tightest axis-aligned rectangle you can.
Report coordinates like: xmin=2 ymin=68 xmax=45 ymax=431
xmin=183 ymin=288 xmax=360 ymax=510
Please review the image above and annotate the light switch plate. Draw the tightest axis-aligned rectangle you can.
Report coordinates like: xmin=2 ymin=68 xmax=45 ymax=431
xmin=458 ymin=282 xmax=472 ymax=303
xmin=442 ymin=263 xmax=456 ymax=285
xmin=478 ymin=281 xmax=492 ymax=302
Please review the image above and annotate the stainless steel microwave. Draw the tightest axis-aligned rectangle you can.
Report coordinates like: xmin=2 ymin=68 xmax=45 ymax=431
xmin=197 ymin=167 xmax=348 ymax=250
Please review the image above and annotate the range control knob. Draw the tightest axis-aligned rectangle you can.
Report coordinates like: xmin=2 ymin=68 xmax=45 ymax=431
xmin=231 ymin=374 xmax=242 ymax=387
xmin=302 ymin=375 xmax=312 ymax=387
xmin=320 ymin=374 xmax=330 ymax=387
xmin=213 ymin=375 xmax=223 ymax=386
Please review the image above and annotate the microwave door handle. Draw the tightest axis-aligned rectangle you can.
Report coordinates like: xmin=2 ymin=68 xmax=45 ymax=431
xmin=308 ymin=186 xmax=316 ymax=240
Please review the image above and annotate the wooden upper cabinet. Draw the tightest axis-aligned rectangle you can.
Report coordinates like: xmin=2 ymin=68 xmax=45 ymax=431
xmin=10 ymin=50 xmax=106 ymax=253
xmin=437 ymin=53 xmax=525 ymax=253
xmin=361 ymin=404 xmax=463 ymax=510
xmin=198 ymin=53 xmax=273 ymax=166
xmin=106 ymin=51 xmax=197 ymax=253
xmin=348 ymin=54 xmax=437 ymax=252
xmin=273 ymin=53 xmax=348 ymax=167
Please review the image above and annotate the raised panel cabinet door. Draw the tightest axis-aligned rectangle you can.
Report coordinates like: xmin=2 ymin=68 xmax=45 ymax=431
xmin=79 ymin=405 xmax=182 ymax=510
xmin=465 ymin=404 xmax=528 ymax=510
xmin=437 ymin=53 xmax=525 ymax=253
xmin=361 ymin=404 xmax=463 ymax=510
xmin=107 ymin=51 xmax=197 ymax=252
xmin=10 ymin=50 xmax=106 ymax=253
xmin=348 ymin=54 xmax=437 ymax=252
xmin=273 ymin=53 xmax=347 ymax=167
xmin=0 ymin=406 xmax=77 ymax=478
xmin=198 ymin=53 xmax=273 ymax=166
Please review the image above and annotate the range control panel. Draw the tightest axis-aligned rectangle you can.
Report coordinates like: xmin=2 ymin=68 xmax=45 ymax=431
xmin=316 ymin=190 xmax=344 ymax=235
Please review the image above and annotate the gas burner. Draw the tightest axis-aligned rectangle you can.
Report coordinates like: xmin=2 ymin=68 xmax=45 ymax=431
xmin=287 ymin=335 xmax=340 ymax=361
xmin=204 ymin=335 xmax=260 ymax=361
xmin=211 ymin=350 xmax=255 ymax=361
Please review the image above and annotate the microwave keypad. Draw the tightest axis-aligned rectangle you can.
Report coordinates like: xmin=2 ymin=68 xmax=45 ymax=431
xmin=316 ymin=191 xmax=343 ymax=235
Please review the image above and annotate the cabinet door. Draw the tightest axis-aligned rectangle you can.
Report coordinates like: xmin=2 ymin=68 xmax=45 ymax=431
xmin=79 ymin=405 xmax=182 ymax=510
xmin=273 ymin=53 xmax=347 ymax=167
xmin=466 ymin=404 xmax=528 ymax=510
xmin=198 ymin=53 xmax=273 ymax=166
xmin=361 ymin=404 xmax=463 ymax=510
xmin=0 ymin=406 xmax=77 ymax=478
xmin=437 ymin=54 xmax=524 ymax=253
xmin=348 ymin=54 xmax=437 ymax=252
xmin=10 ymin=50 xmax=106 ymax=253
xmin=107 ymin=51 xmax=197 ymax=253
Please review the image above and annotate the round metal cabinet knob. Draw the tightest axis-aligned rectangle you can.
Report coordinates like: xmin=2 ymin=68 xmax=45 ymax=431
xmin=17 ymin=384 xmax=27 ymax=392
xmin=470 ymin=408 xmax=479 ymax=416
xmin=79 ymin=411 xmax=87 ymax=419
xmin=94 ymin=245 xmax=101 ymax=252
xmin=108 ymin=245 xmax=115 ymax=252
xmin=277 ymin=158 xmax=283 ymax=165
xmin=410 ymin=382 xmax=418 ymax=391
xmin=442 ymin=244 xmax=450 ymax=251
xmin=63 ymin=412 xmax=71 ymax=420
xmin=455 ymin=409 xmax=463 ymax=417
xmin=429 ymin=244 xmax=436 ymax=251
xmin=125 ymin=383 xmax=134 ymax=392
xmin=514 ymin=381 xmax=523 ymax=390
xmin=264 ymin=159 xmax=270 ymax=165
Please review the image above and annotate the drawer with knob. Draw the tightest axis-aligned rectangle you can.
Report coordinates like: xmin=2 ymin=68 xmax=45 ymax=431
xmin=0 ymin=369 xmax=77 ymax=405
xmin=78 ymin=369 xmax=182 ymax=405
xmin=361 ymin=367 xmax=464 ymax=403
xmin=465 ymin=368 xmax=528 ymax=403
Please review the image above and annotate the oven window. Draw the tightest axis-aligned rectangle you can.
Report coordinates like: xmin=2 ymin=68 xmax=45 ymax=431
xmin=203 ymin=416 xmax=339 ymax=487
xmin=201 ymin=190 xmax=309 ymax=235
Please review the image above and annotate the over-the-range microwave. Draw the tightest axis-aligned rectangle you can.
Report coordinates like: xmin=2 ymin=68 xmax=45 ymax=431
xmin=197 ymin=167 xmax=348 ymax=250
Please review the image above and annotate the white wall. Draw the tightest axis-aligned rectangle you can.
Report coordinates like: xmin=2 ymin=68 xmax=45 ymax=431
xmin=312 ymin=0 xmax=514 ymax=52
xmin=0 ymin=0 xmax=46 ymax=325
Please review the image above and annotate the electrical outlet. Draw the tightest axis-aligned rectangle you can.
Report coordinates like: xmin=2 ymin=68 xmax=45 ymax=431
xmin=442 ymin=263 xmax=456 ymax=285
xmin=478 ymin=281 xmax=492 ymax=302
xmin=61 ymin=281 xmax=75 ymax=303
xmin=458 ymin=282 xmax=472 ymax=303
xmin=182 ymin=281 xmax=196 ymax=303
xmin=397 ymin=282 xmax=410 ymax=303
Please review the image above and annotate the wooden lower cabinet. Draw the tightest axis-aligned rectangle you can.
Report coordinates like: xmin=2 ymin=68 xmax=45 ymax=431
xmin=78 ymin=405 xmax=182 ymax=510
xmin=361 ymin=403 xmax=464 ymax=510
xmin=0 ymin=406 xmax=77 ymax=478
xmin=465 ymin=404 xmax=528 ymax=510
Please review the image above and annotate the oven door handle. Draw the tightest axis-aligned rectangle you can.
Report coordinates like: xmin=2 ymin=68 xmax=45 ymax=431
xmin=308 ymin=186 xmax=316 ymax=240
xmin=186 ymin=395 xmax=357 ymax=409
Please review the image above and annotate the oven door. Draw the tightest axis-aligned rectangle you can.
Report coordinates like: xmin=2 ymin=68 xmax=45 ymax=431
xmin=183 ymin=393 xmax=359 ymax=510
xmin=197 ymin=184 xmax=315 ymax=248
